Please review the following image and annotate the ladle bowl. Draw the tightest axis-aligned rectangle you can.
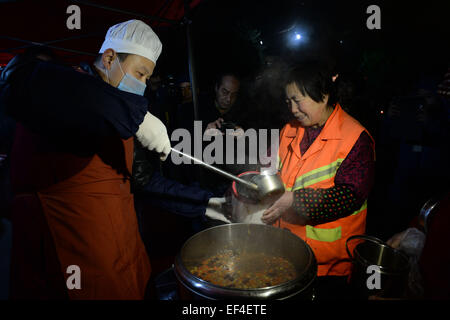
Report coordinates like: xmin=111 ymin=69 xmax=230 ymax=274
xmin=170 ymin=147 xmax=285 ymax=201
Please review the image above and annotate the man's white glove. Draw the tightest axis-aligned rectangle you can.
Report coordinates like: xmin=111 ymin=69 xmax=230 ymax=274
xmin=136 ymin=112 xmax=171 ymax=161
xmin=205 ymin=197 xmax=231 ymax=223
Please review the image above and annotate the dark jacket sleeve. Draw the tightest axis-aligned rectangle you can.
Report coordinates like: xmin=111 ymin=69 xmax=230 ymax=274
xmin=132 ymin=141 xmax=214 ymax=217
xmin=131 ymin=139 xmax=157 ymax=192
xmin=1 ymin=57 xmax=148 ymax=140
xmin=137 ymin=170 xmax=214 ymax=217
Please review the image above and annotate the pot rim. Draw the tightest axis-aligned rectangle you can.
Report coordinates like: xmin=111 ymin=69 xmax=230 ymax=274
xmin=174 ymin=223 xmax=318 ymax=298
xmin=353 ymin=243 xmax=410 ymax=274
xmin=347 ymin=235 xmax=410 ymax=274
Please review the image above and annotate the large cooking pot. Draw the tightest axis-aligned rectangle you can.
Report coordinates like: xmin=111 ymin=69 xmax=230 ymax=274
xmin=174 ymin=223 xmax=317 ymax=300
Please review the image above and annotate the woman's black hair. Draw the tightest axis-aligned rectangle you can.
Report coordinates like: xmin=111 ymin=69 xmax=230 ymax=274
xmin=285 ymin=60 xmax=341 ymax=107
xmin=214 ymin=71 xmax=240 ymax=89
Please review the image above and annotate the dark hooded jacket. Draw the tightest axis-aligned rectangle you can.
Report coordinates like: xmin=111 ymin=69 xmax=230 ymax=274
xmin=1 ymin=56 xmax=213 ymax=220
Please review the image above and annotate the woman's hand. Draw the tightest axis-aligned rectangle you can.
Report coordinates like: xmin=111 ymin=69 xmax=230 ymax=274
xmin=261 ymin=191 xmax=309 ymax=226
xmin=261 ymin=191 xmax=294 ymax=225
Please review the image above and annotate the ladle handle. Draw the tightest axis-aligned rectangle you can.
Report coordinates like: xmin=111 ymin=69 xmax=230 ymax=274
xmin=170 ymin=148 xmax=259 ymax=191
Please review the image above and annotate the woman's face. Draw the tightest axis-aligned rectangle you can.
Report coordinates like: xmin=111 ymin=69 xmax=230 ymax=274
xmin=285 ymin=82 xmax=331 ymax=128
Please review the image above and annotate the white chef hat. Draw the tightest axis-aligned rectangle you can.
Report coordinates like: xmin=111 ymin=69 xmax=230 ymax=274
xmin=99 ymin=19 xmax=162 ymax=64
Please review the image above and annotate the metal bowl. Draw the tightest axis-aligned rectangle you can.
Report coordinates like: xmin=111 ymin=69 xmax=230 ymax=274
xmin=233 ymin=171 xmax=285 ymax=204
xmin=231 ymin=172 xmax=274 ymax=223
xmin=251 ymin=173 xmax=285 ymax=202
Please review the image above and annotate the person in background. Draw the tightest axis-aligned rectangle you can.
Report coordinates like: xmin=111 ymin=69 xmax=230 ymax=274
xmin=416 ymin=70 xmax=450 ymax=299
xmin=145 ymin=73 xmax=180 ymax=133
xmin=3 ymin=20 xmax=170 ymax=299
xmin=131 ymin=74 xmax=231 ymax=232
xmin=172 ymin=74 xmax=194 ymax=132
xmin=179 ymin=76 xmax=193 ymax=104
xmin=203 ymin=72 xmax=241 ymax=132
xmin=132 ymin=143 xmax=231 ymax=239
xmin=199 ymin=72 xmax=245 ymax=195
xmin=162 ymin=74 xmax=198 ymax=185
xmin=377 ymin=77 xmax=450 ymax=237
xmin=261 ymin=60 xmax=375 ymax=300
xmin=146 ymin=74 xmax=163 ymax=118
xmin=149 ymin=74 xmax=163 ymax=95
xmin=171 ymin=71 xmax=242 ymax=134
xmin=384 ymin=191 xmax=450 ymax=299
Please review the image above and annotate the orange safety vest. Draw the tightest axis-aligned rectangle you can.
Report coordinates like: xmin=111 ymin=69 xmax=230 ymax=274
xmin=277 ymin=104 xmax=374 ymax=277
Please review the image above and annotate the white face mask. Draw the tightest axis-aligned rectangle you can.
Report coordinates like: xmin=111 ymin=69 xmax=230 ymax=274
xmin=107 ymin=58 xmax=147 ymax=96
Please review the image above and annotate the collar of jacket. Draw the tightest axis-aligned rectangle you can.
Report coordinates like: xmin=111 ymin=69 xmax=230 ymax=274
xmin=78 ymin=62 xmax=102 ymax=79
xmin=284 ymin=104 xmax=345 ymax=141
xmin=284 ymin=104 xmax=346 ymax=160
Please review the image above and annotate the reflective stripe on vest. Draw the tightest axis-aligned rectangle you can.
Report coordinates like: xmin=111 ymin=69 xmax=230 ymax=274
xmin=305 ymin=200 xmax=368 ymax=242
xmin=352 ymin=200 xmax=367 ymax=215
xmin=284 ymin=158 xmax=345 ymax=191
xmin=306 ymin=225 xmax=341 ymax=242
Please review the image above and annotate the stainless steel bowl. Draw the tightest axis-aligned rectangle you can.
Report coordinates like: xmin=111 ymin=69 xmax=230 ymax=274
xmin=231 ymin=172 xmax=279 ymax=223
xmin=250 ymin=173 xmax=285 ymax=203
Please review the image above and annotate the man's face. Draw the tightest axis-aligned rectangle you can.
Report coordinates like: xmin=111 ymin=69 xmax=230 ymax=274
xmin=102 ymin=50 xmax=155 ymax=87
xmin=215 ymin=75 xmax=240 ymax=111
xmin=149 ymin=75 xmax=162 ymax=91
xmin=179 ymin=81 xmax=192 ymax=102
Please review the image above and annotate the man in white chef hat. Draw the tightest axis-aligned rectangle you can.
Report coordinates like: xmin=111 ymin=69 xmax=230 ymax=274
xmin=94 ymin=19 xmax=170 ymax=159
xmin=5 ymin=19 xmax=172 ymax=300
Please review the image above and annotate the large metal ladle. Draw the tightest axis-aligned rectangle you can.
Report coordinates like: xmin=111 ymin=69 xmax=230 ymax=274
xmin=171 ymin=148 xmax=258 ymax=191
xmin=170 ymin=148 xmax=285 ymax=201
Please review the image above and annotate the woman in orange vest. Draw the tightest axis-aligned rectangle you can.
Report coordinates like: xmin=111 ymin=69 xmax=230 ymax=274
xmin=261 ymin=60 xmax=375 ymax=299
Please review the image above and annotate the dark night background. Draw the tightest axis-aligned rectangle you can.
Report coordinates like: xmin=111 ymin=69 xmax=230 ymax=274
xmin=0 ymin=0 xmax=449 ymax=294
xmin=155 ymin=0 xmax=450 ymax=135
xmin=2 ymin=0 xmax=448 ymax=96
xmin=173 ymin=0 xmax=449 ymax=91
xmin=159 ymin=0 xmax=450 ymax=240
xmin=0 ymin=0 xmax=449 ymax=237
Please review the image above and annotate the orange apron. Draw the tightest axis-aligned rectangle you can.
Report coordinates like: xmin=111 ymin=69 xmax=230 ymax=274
xmin=10 ymin=124 xmax=150 ymax=299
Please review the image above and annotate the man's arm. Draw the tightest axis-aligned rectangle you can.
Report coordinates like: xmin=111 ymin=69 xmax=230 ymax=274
xmin=2 ymin=58 xmax=148 ymax=140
